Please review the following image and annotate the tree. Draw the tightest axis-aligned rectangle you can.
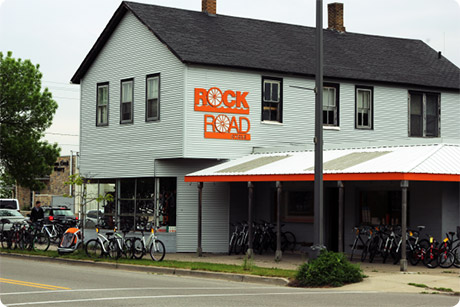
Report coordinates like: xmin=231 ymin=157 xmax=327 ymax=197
xmin=0 ymin=51 xmax=60 ymax=190
xmin=64 ymin=174 xmax=114 ymax=246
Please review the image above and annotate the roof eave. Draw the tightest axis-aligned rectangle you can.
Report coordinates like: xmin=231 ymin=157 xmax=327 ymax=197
xmin=71 ymin=2 xmax=130 ymax=84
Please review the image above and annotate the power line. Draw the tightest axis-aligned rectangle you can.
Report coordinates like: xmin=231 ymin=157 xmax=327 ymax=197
xmin=53 ymin=96 xmax=80 ymax=100
xmin=47 ymin=86 xmax=80 ymax=92
xmin=43 ymin=80 xmax=76 ymax=86
xmin=45 ymin=132 xmax=79 ymax=137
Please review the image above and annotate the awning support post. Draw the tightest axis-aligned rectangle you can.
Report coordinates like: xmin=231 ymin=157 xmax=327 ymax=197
xmin=247 ymin=182 xmax=254 ymax=259
xmin=338 ymin=181 xmax=344 ymax=253
xmin=400 ymin=180 xmax=409 ymax=271
xmin=197 ymin=182 xmax=203 ymax=257
xmin=275 ymin=181 xmax=282 ymax=261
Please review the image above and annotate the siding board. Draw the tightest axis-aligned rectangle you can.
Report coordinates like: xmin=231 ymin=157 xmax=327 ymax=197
xmin=80 ymin=12 xmax=185 ymax=178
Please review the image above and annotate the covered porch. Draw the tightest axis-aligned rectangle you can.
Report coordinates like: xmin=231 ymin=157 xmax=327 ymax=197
xmin=185 ymin=142 xmax=460 ymax=269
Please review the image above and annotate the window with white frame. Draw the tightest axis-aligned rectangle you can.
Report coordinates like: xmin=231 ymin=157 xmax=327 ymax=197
xmin=356 ymin=87 xmax=373 ymax=129
xmin=262 ymin=77 xmax=282 ymax=123
xmin=409 ymin=91 xmax=440 ymax=137
xmin=96 ymin=83 xmax=108 ymax=126
xmin=120 ymin=79 xmax=133 ymax=124
xmin=146 ymin=74 xmax=160 ymax=121
xmin=323 ymin=84 xmax=339 ymax=126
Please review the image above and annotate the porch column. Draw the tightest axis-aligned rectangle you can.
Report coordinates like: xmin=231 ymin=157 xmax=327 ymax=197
xmin=247 ymin=182 xmax=254 ymax=258
xmin=197 ymin=182 xmax=203 ymax=257
xmin=400 ymin=180 xmax=409 ymax=271
xmin=275 ymin=181 xmax=283 ymax=261
xmin=338 ymin=181 xmax=344 ymax=253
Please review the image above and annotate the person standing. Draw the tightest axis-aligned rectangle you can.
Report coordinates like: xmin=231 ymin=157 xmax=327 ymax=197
xmin=30 ymin=201 xmax=44 ymax=223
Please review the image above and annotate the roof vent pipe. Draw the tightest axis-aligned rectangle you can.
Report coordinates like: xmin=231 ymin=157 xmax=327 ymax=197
xmin=438 ymin=51 xmax=442 ymax=59
xmin=202 ymin=0 xmax=216 ymax=15
xmin=328 ymin=2 xmax=346 ymax=32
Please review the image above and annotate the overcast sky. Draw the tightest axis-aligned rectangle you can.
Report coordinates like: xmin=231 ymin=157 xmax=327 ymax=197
xmin=1 ymin=0 xmax=459 ymax=156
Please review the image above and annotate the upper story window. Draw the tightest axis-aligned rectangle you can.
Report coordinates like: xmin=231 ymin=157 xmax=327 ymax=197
xmin=356 ymin=86 xmax=373 ymax=129
xmin=96 ymin=83 xmax=109 ymax=126
xmin=323 ymin=83 xmax=339 ymax=127
xmin=120 ymin=79 xmax=134 ymax=124
xmin=262 ymin=77 xmax=282 ymax=123
xmin=409 ymin=91 xmax=440 ymax=137
xmin=146 ymin=74 xmax=160 ymax=121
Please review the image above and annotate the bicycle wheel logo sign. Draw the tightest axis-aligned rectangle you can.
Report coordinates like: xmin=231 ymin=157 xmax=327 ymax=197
xmin=194 ymin=87 xmax=251 ymax=141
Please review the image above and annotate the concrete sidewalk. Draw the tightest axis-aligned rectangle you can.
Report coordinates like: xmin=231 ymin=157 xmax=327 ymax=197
xmin=166 ymin=252 xmax=460 ymax=294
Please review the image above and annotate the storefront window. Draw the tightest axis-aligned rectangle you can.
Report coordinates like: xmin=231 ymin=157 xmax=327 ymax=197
xmin=282 ymin=190 xmax=314 ymax=223
xmin=158 ymin=178 xmax=176 ymax=227
xmin=135 ymin=178 xmax=155 ymax=229
xmin=359 ymin=190 xmax=404 ymax=226
xmin=115 ymin=177 xmax=176 ymax=231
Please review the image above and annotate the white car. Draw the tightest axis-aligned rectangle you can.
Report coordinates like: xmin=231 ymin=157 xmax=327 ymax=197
xmin=85 ymin=210 xmax=104 ymax=228
xmin=0 ymin=209 xmax=26 ymax=231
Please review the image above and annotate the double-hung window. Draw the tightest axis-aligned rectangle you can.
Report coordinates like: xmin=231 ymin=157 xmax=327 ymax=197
xmin=146 ymin=74 xmax=160 ymax=121
xmin=323 ymin=83 xmax=339 ymax=127
xmin=262 ymin=77 xmax=282 ymax=123
xmin=120 ymin=79 xmax=134 ymax=124
xmin=356 ymin=86 xmax=373 ymax=129
xmin=96 ymin=83 xmax=109 ymax=126
xmin=409 ymin=91 xmax=440 ymax=137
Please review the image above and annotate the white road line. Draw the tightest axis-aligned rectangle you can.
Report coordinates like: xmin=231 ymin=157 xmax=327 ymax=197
xmin=5 ymin=291 xmax=379 ymax=306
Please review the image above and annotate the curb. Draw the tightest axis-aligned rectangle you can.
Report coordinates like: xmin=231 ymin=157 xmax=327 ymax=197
xmin=0 ymin=252 xmax=289 ymax=286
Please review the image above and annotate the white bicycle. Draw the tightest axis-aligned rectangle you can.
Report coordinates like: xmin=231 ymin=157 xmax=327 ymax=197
xmin=132 ymin=222 xmax=166 ymax=261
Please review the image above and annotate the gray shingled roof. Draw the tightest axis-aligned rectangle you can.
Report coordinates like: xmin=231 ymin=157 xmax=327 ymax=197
xmin=71 ymin=1 xmax=460 ymax=91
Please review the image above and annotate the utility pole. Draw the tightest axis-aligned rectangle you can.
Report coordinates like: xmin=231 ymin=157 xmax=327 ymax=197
xmin=313 ymin=0 xmax=325 ymax=256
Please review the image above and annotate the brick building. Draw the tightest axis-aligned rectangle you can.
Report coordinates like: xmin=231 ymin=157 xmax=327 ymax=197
xmin=14 ymin=155 xmax=78 ymax=210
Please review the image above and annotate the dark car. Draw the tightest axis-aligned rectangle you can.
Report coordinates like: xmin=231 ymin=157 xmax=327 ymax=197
xmin=43 ymin=207 xmax=78 ymax=226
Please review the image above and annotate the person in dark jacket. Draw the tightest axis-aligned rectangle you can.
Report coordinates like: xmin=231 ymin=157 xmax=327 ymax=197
xmin=30 ymin=201 xmax=44 ymax=223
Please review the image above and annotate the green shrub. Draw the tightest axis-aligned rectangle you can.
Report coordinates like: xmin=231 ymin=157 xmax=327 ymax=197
xmin=294 ymin=250 xmax=364 ymax=287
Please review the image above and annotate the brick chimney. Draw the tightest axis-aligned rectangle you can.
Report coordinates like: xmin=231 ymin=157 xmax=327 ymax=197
xmin=202 ymin=0 xmax=216 ymax=15
xmin=328 ymin=2 xmax=346 ymax=32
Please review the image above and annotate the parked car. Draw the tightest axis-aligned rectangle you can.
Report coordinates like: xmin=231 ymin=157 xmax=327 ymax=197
xmin=43 ymin=206 xmax=78 ymax=226
xmin=0 ymin=209 xmax=26 ymax=231
xmin=85 ymin=209 xmax=103 ymax=228
xmin=0 ymin=199 xmax=20 ymax=212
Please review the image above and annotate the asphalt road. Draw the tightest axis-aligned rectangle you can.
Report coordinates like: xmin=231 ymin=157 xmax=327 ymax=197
xmin=0 ymin=256 xmax=458 ymax=307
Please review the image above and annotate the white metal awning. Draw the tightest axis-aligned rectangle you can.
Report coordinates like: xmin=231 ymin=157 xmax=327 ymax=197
xmin=185 ymin=143 xmax=460 ymax=182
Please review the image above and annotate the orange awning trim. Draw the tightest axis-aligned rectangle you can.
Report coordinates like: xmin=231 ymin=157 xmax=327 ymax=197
xmin=184 ymin=172 xmax=460 ymax=183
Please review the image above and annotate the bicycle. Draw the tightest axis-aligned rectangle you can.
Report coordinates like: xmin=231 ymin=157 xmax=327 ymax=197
xmin=437 ymin=231 xmax=458 ymax=268
xmin=423 ymin=234 xmax=440 ymax=268
xmin=22 ymin=220 xmax=50 ymax=252
xmin=41 ymin=220 xmax=66 ymax=244
xmin=85 ymin=225 xmax=118 ymax=258
xmin=228 ymin=223 xmax=240 ymax=255
xmin=131 ymin=223 xmax=165 ymax=261
xmin=108 ymin=225 xmax=137 ymax=259
xmin=350 ymin=226 xmax=372 ymax=261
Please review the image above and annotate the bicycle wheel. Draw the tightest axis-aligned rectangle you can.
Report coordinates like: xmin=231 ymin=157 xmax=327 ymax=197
xmin=438 ymin=248 xmax=454 ymax=268
xmin=423 ymin=245 xmax=439 ymax=268
xmin=32 ymin=232 xmax=50 ymax=252
xmin=2 ymin=231 xmax=12 ymax=249
xmin=85 ymin=239 xmax=103 ymax=258
xmin=131 ymin=238 xmax=145 ymax=259
xmin=234 ymin=234 xmax=243 ymax=255
xmin=368 ymin=237 xmax=380 ymax=263
xmin=281 ymin=231 xmax=296 ymax=252
xmin=108 ymin=238 xmax=121 ymax=259
xmin=149 ymin=239 xmax=165 ymax=261
xmin=453 ymin=246 xmax=460 ymax=268
xmin=350 ymin=237 xmax=358 ymax=261
xmin=228 ymin=233 xmax=236 ymax=255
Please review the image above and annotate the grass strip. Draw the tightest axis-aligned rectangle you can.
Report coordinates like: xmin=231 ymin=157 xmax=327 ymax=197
xmin=0 ymin=248 xmax=296 ymax=279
